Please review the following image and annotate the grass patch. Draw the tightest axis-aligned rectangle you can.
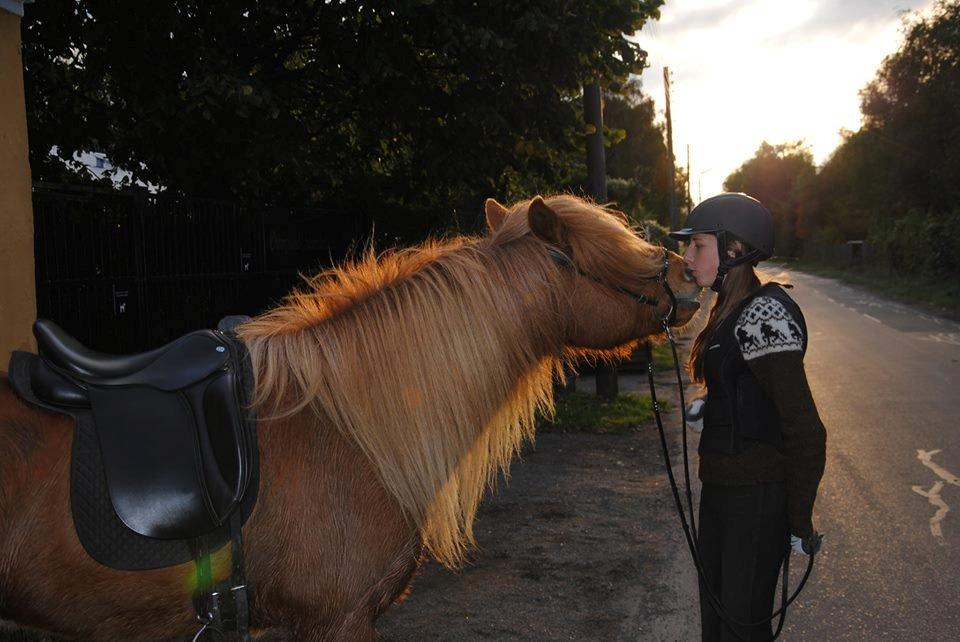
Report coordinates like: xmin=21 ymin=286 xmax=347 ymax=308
xmin=650 ymin=341 xmax=679 ymax=371
xmin=538 ymin=392 xmax=668 ymax=435
xmin=791 ymin=260 xmax=960 ymax=321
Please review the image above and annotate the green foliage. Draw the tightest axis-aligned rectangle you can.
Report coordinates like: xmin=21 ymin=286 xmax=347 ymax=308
xmin=602 ymin=79 xmax=683 ymax=224
xmin=812 ymin=128 xmax=898 ymax=240
xmin=23 ymin=0 xmax=665 ymax=243
xmin=538 ymin=392 xmax=667 ymax=434
xmin=723 ymin=141 xmax=816 ymax=257
xmin=637 ymin=218 xmax=671 ymax=247
xmin=801 ymin=225 xmax=845 ymax=263
xmin=649 ymin=341 xmax=676 ymax=371
xmin=867 ymin=208 xmax=960 ymax=277
xmin=859 ymin=0 xmax=960 ymax=214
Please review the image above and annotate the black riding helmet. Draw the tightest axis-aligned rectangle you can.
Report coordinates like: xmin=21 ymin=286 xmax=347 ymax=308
xmin=669 ymin=192 xmax=775 ymax=292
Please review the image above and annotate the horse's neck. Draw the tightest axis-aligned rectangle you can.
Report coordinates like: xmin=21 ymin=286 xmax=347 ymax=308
xmin=449 ymin=241 xmax=564 ymax=399
xmin=379 ymin=240 xmax=566 ymax=563
xmin=246 ymin=236 xmax=568 ymax=567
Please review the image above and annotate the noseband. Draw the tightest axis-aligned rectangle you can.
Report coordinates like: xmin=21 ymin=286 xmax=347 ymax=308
xmin=546 ymin=247 xmax=678 ymax=327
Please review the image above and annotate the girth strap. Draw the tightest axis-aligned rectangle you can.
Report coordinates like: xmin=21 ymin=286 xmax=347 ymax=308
xmin=191 ymin=512 xmax=251 ymax=642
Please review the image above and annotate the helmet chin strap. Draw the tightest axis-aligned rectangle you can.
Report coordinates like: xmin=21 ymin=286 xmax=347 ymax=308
xmin=709 ymin=230 xmax=763 ymax=293
xmin=710 ymin=265 xmax=727 ymax=293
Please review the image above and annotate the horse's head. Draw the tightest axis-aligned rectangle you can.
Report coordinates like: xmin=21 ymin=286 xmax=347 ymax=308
xmin=486 ymin=194 xmax=701 ymax=351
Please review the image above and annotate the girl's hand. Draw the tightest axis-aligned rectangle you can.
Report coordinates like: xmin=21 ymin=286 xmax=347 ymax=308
xmin=791 ymin=532 xmax=823 ymax=556
xmin=686 ymin=397 xmax=706 ymax=433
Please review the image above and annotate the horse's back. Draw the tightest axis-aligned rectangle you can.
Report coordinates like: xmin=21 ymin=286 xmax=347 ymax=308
xmin=0 ymin=371 xmax=73 ymax=480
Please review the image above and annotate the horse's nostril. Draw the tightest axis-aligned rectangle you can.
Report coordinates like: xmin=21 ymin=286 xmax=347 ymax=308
xmin=683 ymin=267 xmax=695 ymax=282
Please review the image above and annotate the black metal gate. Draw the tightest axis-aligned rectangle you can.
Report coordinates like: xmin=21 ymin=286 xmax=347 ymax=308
xmin=33 ymin=183 xmax=350 ymax=353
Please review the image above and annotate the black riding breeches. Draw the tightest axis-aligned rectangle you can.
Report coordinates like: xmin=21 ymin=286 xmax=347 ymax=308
xmin=698 ymin=482 xmax=789 ymax=642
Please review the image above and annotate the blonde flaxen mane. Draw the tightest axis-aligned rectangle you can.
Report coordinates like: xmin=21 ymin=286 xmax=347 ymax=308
xmin=237 ymin=195 xmax=667 ymax=567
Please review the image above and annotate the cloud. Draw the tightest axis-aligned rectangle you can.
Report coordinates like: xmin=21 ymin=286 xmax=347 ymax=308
xmin=633 ymin=0 xmax=938 ymax=200
xmin=773 ymin=0 xmax=929 ymax=45
xmin=655 ymin=1 xmax=742 ymax=34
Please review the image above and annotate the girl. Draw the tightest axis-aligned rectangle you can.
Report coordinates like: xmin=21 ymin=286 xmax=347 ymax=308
xmin=669 ymin=193 xmax=826 ymax=641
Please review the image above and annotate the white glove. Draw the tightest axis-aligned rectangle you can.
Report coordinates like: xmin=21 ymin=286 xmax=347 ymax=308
xmin=685 ymin=397 xmax=705 ymax=433
xmin=791 ymin=532 xmax=823 ymax=556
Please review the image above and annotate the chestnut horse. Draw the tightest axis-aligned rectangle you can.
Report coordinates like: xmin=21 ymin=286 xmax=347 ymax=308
xmin=0 ymin=195 xmax=700 ymax=640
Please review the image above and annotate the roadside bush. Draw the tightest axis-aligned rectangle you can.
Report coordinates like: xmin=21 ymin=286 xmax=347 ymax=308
xmin=801 ymin=225 xmax=845 ymax=262
xmin=926 ymin=209 xmax=960 ymax=278
xmin=867 ymin=209 xmax=960 ymax=277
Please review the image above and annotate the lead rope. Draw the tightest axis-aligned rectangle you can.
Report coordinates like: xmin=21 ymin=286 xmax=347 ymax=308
xmin=645 ymin=325 xmax=815 ymax=641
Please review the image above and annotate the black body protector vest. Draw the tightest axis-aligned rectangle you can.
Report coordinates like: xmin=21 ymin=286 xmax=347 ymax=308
xmin=700 ymin=283 xmax=807 ymax=455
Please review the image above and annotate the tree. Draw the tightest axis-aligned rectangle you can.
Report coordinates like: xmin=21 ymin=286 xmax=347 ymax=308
xmin=23 ymin=0 xmax=665 ymax=242
xmin=858 ymin=0 xmax=960 ymax=215
xmin=803 ymin=0 xmax=960 ymax=245
xmin=723 ymin=141 xmax=816 ymax=257
xmin=812 ymin=128 xmax=900 ymax=240
xmin=602 ymin=78 xmax=682 ymax=225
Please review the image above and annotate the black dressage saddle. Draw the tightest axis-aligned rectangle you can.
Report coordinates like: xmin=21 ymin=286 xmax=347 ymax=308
xmin=8 ymin=318 xmax=259 ymax=571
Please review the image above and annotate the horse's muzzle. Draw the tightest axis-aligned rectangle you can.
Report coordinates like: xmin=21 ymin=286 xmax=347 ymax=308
xmin=671 ymin=298 xmax=701 ymax=326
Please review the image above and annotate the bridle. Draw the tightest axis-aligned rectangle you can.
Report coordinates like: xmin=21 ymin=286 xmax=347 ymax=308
xmin=546 ymin=246 xmax=678 ymax=327
xmin=547 ymin=244 xmax=815 ymax=641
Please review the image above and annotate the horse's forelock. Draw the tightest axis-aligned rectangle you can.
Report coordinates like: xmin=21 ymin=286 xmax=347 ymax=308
xmin=492 ymin=193 xmax=666 ymax=288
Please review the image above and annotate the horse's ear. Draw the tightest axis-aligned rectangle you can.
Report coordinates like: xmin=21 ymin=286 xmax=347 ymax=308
xmin=484 ymin=198 xmax=509 ymax=232
xmin=527 ymin=196 xmax=565 ymax=246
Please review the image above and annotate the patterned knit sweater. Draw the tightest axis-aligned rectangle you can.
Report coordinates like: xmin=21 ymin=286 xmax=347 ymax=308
xmin=697 ymin=293 xmax=827 ymax=538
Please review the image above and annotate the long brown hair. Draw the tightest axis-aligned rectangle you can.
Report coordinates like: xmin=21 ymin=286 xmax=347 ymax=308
xmin=688 ymin=239 xmax=761 ymax=383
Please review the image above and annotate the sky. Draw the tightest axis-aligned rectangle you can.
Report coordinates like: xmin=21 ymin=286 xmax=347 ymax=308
xmin=634 ymin=0 xmax=937 ymax=202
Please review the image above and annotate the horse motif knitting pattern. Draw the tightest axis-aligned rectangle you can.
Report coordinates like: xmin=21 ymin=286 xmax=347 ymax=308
xmin=736 ymin=296 xmax=804 ymax=360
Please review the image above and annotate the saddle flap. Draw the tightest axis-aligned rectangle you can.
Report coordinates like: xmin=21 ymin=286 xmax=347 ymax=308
xmin=89 ymin=384 xmax=223 ymax=539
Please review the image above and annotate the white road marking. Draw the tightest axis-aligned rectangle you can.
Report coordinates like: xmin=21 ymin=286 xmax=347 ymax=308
xmin=912 ymin=482 xmax=948 ymax=541
xmin=918 ymin=449 xmax=960 ymax=485
xmin=913 ymin=449 xmax=960 ymax=542
xmin=917 ymin=333 xmax=960 ymax=347
xmin=864 ymin=314 xmax=882 ymax=324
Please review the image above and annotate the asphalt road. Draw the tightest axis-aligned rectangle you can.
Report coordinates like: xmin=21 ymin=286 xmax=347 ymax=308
xmin=629 ymin=268 xmax=960 ymax=641
xmin=769 ymin=270 xmax=960 ymax=640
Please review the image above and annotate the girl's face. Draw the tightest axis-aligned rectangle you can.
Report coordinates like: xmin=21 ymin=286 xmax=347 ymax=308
xmin=682 ymin=233 xmax=720 ymax=288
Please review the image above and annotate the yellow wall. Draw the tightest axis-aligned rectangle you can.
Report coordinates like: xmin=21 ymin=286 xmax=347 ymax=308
xmin=0 ymin=9 xmax=37 ymax=367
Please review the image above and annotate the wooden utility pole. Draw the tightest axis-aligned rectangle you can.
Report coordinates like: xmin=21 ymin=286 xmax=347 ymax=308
xmin=583 ymin=82 xmax=617 ymax=399
xmin=686 ymin=144 xmax=692 ymax=219
xmin=664 ymin=67 xmax=677 ymax=247
xmin=584 ymin=84 xmax=607 ymax=205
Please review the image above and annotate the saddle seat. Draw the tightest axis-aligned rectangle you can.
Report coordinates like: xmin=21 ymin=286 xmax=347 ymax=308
xmin=34 ymin=318 xmax=233 ymax=388
xmin=23 ymin=319 xmax=257 ymax=542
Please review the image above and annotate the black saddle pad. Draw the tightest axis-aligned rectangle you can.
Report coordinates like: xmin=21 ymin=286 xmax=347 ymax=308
xmin=7 ymin=343 xmax=260 ymax=571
